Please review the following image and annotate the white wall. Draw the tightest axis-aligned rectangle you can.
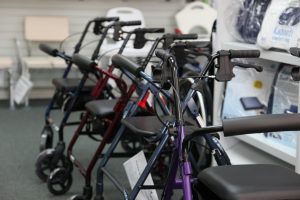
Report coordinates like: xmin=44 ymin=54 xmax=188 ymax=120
xmin=0 ymin=0 xmax=185 ymax=99
xmin=0 ymin=0 xmax=185 ymax=58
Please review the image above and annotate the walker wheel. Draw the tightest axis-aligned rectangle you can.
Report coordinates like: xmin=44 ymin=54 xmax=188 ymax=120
xmin=70 ymin=195 xmax=86 ymax=200
xmin=40 ymin=125 xmax=54 ymax=152
xmin=47 ymin=168 xmax=72 ymax=195
xmin=35 ymin=150 xmax=73 ymax=182
xmin=35 ymin=149 xmax=55 ymax=182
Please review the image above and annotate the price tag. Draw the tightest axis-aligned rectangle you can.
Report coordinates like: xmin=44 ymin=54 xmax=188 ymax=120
xmin=123 ymin=151 xmax=159 ymax=200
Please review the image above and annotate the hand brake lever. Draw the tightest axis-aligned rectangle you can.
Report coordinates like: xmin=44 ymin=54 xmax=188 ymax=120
xmin=231 ymin=62 xmax=263 ymax=72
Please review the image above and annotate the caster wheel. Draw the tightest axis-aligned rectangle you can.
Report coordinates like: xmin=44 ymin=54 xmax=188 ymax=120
xmin=35 ymin=149 xmax=55 ymax=182
xmin=40 ymin=125 xmax=54 ymax=152
xmin=70 ymin=195 xmax=86 ymax=200
xmin=70 ymin=186 xmax=92 ymax=200
xmin=47 ymin=168 xmax=72 ymax=195
xmin=35 ymin=149 xmax=73 ymax=182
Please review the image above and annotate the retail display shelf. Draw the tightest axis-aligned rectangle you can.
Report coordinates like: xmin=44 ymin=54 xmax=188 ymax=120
xmin=223 ymin=41 xmax=300 ymax=66
xmin=237 ymin=134 xmax=296 ymax=165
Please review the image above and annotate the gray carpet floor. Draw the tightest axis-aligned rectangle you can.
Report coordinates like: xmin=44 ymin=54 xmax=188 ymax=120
xmin=0 ymin=100 xmax=134 ymax=200
xmin=0 ymin=100 xmax=293 ymax=200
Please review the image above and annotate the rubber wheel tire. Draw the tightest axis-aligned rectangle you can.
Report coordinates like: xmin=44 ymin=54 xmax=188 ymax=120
xmin=70 ymin=195 xmax=87 ymax=200
xmin=35 ymin=150 xmax=73 ymax=182
xmin=40 ymin=125 xmax=54 ymax=152
xmin=47 ymin=168 xmax=72 ymax=195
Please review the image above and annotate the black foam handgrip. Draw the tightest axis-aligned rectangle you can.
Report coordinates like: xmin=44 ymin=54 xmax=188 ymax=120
xmin=291 ymin=67 xmax=300 ymax=81
xmin=94 ymin=17 xmax=119 ymax=22
xmin=103 ymin=17 xmax=119 ymax=22
xmin=229 ymin=50 xmax=260 ymax=58
xmin=290 ymin=47 xmax=300 ymax=57
xmin=140 ymin=28 xmax=165 ymax=33
xmin=174 ymin=34 xmax=198 ymax=40
xmin=183 ymin=41 xmax=210 ymax=48
xmin=155 ymin=50 xmax=170 ymax=60
xmin=223 ymin=114 xmax=300 ymax=137
xmin=119 ymin=20 xmax=142 ymax=26
xmin=111 ymin=54 xmax=142 ymax=77
xmin=39 ymin=43 xmax=58 ymax=57
xmin=72 ymin=54 xmax=96 ymax=73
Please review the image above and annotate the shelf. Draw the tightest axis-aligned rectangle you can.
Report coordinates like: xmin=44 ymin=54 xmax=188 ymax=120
xmin=217 ymin=1 xmax=300 ymax=170
xmin=223 ymin=42 xmax=300 ymax=66
xmin=237 ymin=134 xmax=296 ymax=165
xmin=222 ymin=41 xmax=299 ymax=166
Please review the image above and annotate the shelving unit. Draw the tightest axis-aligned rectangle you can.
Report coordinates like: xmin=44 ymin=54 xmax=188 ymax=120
xmin=215 ymin=0 xmax=300 ymax=171
xmin=236 ymin=134 xmax=296 ymax=165
xmin=223 ymin=41 xmax=300 ymax=166
xmin=223 ymin=42 xmax=300 ymax=66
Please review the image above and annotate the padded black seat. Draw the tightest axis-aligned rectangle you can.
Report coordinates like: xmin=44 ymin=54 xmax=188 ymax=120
xmin=85 ymin=99 xmax=118 ymax=117
xmin=52 ymin=78 xmax=95 ymax=92
xmin=122 ymin=116 xmax=171 ymax=136
xmin=197 ymin=164 xmax=300 ymax=200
